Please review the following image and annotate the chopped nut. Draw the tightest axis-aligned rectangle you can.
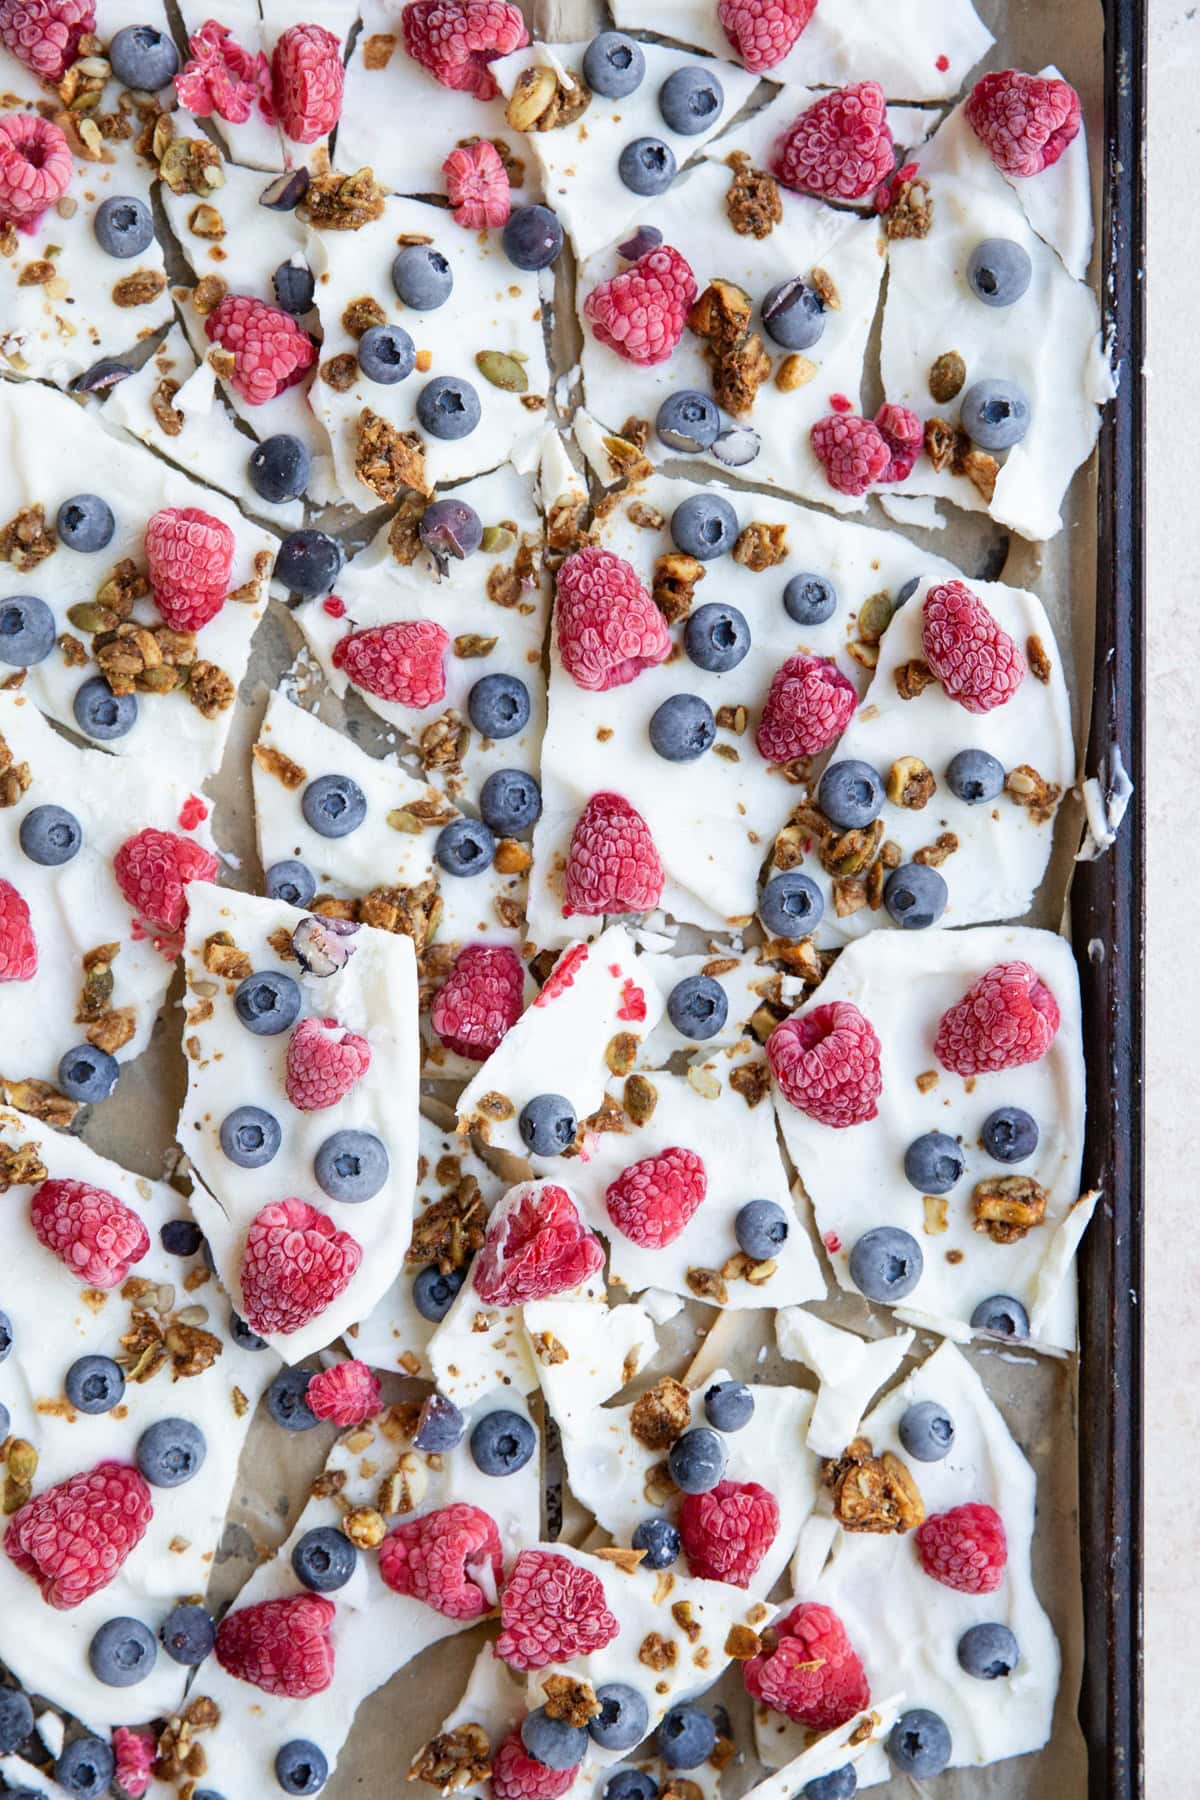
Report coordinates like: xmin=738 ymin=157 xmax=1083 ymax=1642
xmin=962 ymin=448 xmax=998 ymax=503
xmin=732 ymin=522 xmax=787 ymax=571
xmin=652 ymin=551 xmax=704 ymax=625
xmin=638 ymin=1632 xmax=678 ymax=1671
xmin=913 ymin=831 xmax=959 ymax=867
xmin=686 ymin=1266 xmax=729 ymax=1304
xmin=724 ymin=1623 xmax=761 ymax=1659
xmin=343 ymin=1506 xmax=388 ymax=1548
xmin=202 ymin=931 xmax=253 ymax=980
xmin=916 ymin=1069 xmax=938 ymax=1093
xmin=112 ymin=268 xmax=167 ymax=307
xmin=630 ymin=1377 xmax=691 ymax=1450
xmin=671 ymin=1601 xmax=702 ymax=1643
xmin=725 ymin=151 xmax=781 ymax=238
xmin=1027 ymin=634 xmax=1052 ymax=683
xmin=928 ymin=351 xmax=966 ymax=404
xmin=493 ymin=837 xmax=530 ymax=874
xmin=304 ymin=167 xmax=386 ymax=228
xmin=252 ymin=743 xmax=306 ymax=790
xmin=1005 ymin=763 xmax=1061 ymax=825
xmin=924 ymin=414 xmax=969 ymax=475
xmin=886 ymin=756 xmax=935 ymax=809
xmin=894 ymin=657 xmax=936 ymax=700
xmin=530 ymin=1331 xmax=568 ymax=1366
xmin=505 ymin=63 xmax=590 ymax=132
xmin=594 ymin=1546 xmax=646 ymax=1574
xmin=923 ymin=1195 xmax=949 ymax=1235
xmin=730 ymin=1060 xmax=771 ymax=1108
xmin=775 ymin=352 xmax=817 ymax=390
xmin=363 ymin=33 xmax=396 ymax=69
xmin=809 ymin=266 xmax=840 ymax=310
xmin=356 ymin=408 xmax=429 ymax=502
xmin=972 ymin=1174 xmax=1048 ymax=1245
xmin=823 ymin=1438 xmax=925 ymax=1533
xmin=541 ymin=1676 xmax=601 ymax=1727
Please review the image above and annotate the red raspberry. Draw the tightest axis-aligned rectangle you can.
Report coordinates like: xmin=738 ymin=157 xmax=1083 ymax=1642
xmin=811 ymin=413 xmax=890 ymax=497
xmin=756 ymin=654 xmax=856 ymax=762
xmin=4 ymin=1462 xmax=152 ymax=1609
xmin=215 ymin=1593 xmax=336 ymax=1697
xmin=285 ymin=1016 xmax=371 ymax=1111
xmin=31 ymin=1178 xmax=150 ymax=1288
xmin=921 ymin=580 xmax=1026 ymax=715
xmin=272 ymin=23 xmax=343 ymax=143
xmin=934 ymin=960 xmax=1060 ymax=1076
xmin=0 ymin=0 xmax=93 ymax=80
xmin=605 ymin=1147 xmax=706 ymax=1249
xmin=916 ymin=1502 xmax=1007 ymax=1594
xmin=113 ymin=827 xmax=219 ymax=934
xmin=583 ymin=244 xmax=697 ymax=367
xmin=145 ymin=505 xmax=236 ymax=632
xmin=0 ymin=113 xmax=71 ymax=229
xmin=555 ymin=546 xmax=671 ymax=693
xmin=401 ymin=0 xmax=528 ymax=100
xmin=332 ymin=620 xmax=449 ymax=707
xmin=772 ymin=83 xmax=893 ymax=200
xmin=431 ymin=943 xmax=524 ymax=1059
xmin=0 ymin=877 xmax=36 ymax=982
xmin=495 ymin=1549 xmax=619 ymax=1670
xmin=533 ymin=941 xmax=588 ymax=1007
xmin=491 ymin=1731 xmax=579 ymax=1800
xmin=204 ymin=292 xmax=316 ymax=406
xmin=743 ymin=1601 xmax=870 ymax=1729
xmin=306 ymin=1358 xmax=381 ymax=1427
xmin=718 ymin=0 xmax=816 ymax=73
xmin=680 ymin=1480 xmax=780 ymax=1587
xmin=176 ymin=20 xmax=272 ymax=125
xmin=874 ymin=402 xmax=922 ymax=483
xmin=965 ymin=69 xmax=1081 ymax=178
xmin=474 ymin=1182 xmax=604 ymax=1305
xmin=767 ymin=1003 xmax=882 ymax=1128
xmin=112 ymin=1728 xmax=153 ymax=1800
xmin=380 ymin=1502 xmax=502 ymax=1620
xmin=240 ymin=1198 xmax=363 ymax=1336
xmin=562 ymin=791 xmax=664 ymax=919
xmin=443 ymin=139 xmax=510 ymax=228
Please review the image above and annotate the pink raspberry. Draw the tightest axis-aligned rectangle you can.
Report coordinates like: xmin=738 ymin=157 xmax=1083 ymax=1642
xmin=380 ymin=1502 xmax=502 ymax=1620
xmin=0 ymin=113 xmax=71 ymax=230
xmin=680 ymin=1480 xmax=780 ymax=1587
xmin=562 ymin=791 xmax=664 ymax=919
xmin=145 ymin=504 xmax=236 ymax=632
xmin=811 ymin=413 xmax=890 ymax=497
xmin=605 ymin=1147 xmax=706 ymax=1249
xmin=583 ymin=244 xmax=697 ymax=367
xmin=285 ymin=1016 xmax=371 ymax=1111
xmin=215 ymin=1593 xmax=335 ymax=1697
xmin=495 ymin=1549 xmax=620 ymax=1670
xmin=965 ymin=69 xmax=1082 ymax=178
xmin=112 ymin=1728 xmax=154 ymax=1799
xmin=272 ymin=23 xmax=343 ymax=142
xmin=921 ymin=580 xmax=1026 ymax=714
xmin=743 ymin=1601 xmax=870 ymax=1729
xmin=767 ymin=1002 xmax=882 ymax=1128
xmin=916 ymin=1502 xmax=1007 ymax=1594
xmin=432 ymin=943 xmax=524 ymax=1059
xmin=934 ymin=960 xmax=1060 ymax=1076
xmin=756 ymin=654 xmax=856 ymax=762
xmin=555 ymin=546 xmax=671 ymax=693
xmin=240 ymin=1198 xmax=363 ymax=1337
xmin=0 ymin=877 xmax=36 ymax=982
xmin=718 ymin=0 xmax=816 ymax=73
xmin=492 ymin=1731 xmax=579 ymax=1800
xmin=176 ymin=20 xmax=272 ymax=125
xmin=331 ymin=620 xmax=449 ymax=707
xmin=401 ymin=0 xmax=528 ymax=100
xmin=772 ymin=83 xmax=894 ymax=199
xmin=443 ymin=139 xmax=510 ymax=228
xmin=31 ymin=1178 xmax=150 ymax=1288
xmin=874 ymin=402 xmax=922 ymax=483
xmin=204 ymin=292 xmax=316 ymax=406
xmin=533 ymin=941 xmax=588 ymax=1007
xmin=474 ymin=1182 xmax=604 ymax=1305
xmin=4 ymin=1462 xmax=152 ymax=1609
xmin=0 ymin=0 xmax=93 ymax=80
xmin=306 ymin=1358 xmax=381 ymax=1426
xmin=113 ymin=826 xmax=219 ymax=934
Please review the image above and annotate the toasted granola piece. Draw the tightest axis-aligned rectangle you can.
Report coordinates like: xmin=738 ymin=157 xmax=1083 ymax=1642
xmin=823 ymin=1437 xmax=925 ymax=1534
xmin=972 ymin=1174 xmax=1048 ymax=1244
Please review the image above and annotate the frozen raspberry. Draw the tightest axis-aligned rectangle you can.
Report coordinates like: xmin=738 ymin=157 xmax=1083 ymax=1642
xmin=4 ymin=1462 xmax=152 ymax=1609
xmin=934 ymin=960 xmax=1060 ymax=1076
xmin=285 ymin=1016 xmax=371 ymax=1111
xmin=491 ymin=1731 xmax=578 ymax=1800
xmin=332 ymin=620 xmax=449 ymax=707
xmin=240 ymin=1198 xmax=363 ymax=1337
xmin=679 ymin=1480 xmax=779 ymax=1587
xmin=0 ymin=112 xmax=70 ymax=230
xmin=965 ymin=69 xmax=1081 ymax=178
xmin=811 ymin=413 xmax=890 ymax=497
xmin=756 ymin=654 xmax=856 ymax=762
xmin=772 ymin=82 xmax=893 ymax=199
xmin=474 ymin=1182 xmax=604 ymax=1305
xmin=0 ymin=0 xmax=93 ymax=80
xmin=305 ymin=1358 xmax=381 ymax=1427
xmin=743 ymin=1601 xmax=870 ymax=1729
xmin=215 ymin=1593 xmax=335 ymax=1697
xmin=380 ymin=1502 xmax=502 ymax=1620
xmin=916 ymin=1502 xmax=1007 ymax=1594
xmin=562 ymin=791 xmax=664 ymax=919
xmin=176 ymin=20 xmax=272 ymax=125
xmin=31 ymin=1178 xmax=150 ymax=1288
xmin=605 ymin=1147 xmax=706 ymax=1249
xmin=555 ymin=546 xmax=671 ymax=693
xmin=112 ymin=1727 xmax=154 ymax=1799
xmin=204 ymin=292 xmax=316 ymax=406
xmin=583 ymin=244 xmax=697 ymax=367
xmin=443 ymin=138 xmax=510 ymax=228
xmin=718 ymin=0 xmax=815 ymax=73
xmin=272 ymin=23 xmax=343 ymax=142
xmin=432 ymin=943 xmax=524 ymax=1060
xmin=401 ymin=0 xmax=528 ymax=100
xmin=0 ymin=877 xmax=36 ymax=982
xmin=495 ymin=1549 xmax=620 ymax=1670
xmin=767 ymin=1002 xmax=882 ymax=1128
xmin=533 ymin=941 xmax=588 ymax=1007
xmin=145 ymin=505 xmax=236 ymax=632
xmin=921 ymin=580 xmax=1026 ymax=715
xmin=874 ymin=402 xmax=922 ymax=483
xmin=113 ymin=827 xmax=219 ymax=934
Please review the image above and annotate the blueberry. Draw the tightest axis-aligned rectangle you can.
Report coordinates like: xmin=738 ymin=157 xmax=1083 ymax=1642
xmin=88 ymin=1616 xmax=157 ymax=1687
xmin=704 ymin=1379 xmax=754 ymax=1431
xmin=519 ymin=1092 xmax=577 ymax=1156
xmin=93 ymin=195 xmax=153 ymax=259
xmin=233 ymin=970 xmax=301 ymax=1035
xmin=159 ymin=1218 xmax=202 ymax=1257
xmin=480 ymin=768 xmax=541 ymax=833
xmin=818 ymin=759 xmax=885 ymax=829
xmin=420 ymin=498 xmax=483 ymax=563
xmin=315 ymin=1129 xmax=390 ymax=1202
xmin=292 ymin=913 xmax=359 ymax=977
xmin=273 ymin=259 xmax=316 ymax=314
xmin=903 ymin=1132 xmax=963 ymax=1195
xmin=292 ymin=1525 xmax=358 ymax=1594
xmin=56 ymin=1735 xmax=115 ymax=1799
xmin=616 ymin=223 xmax=664 ymax=259
xmin=583 ymin=32 xmax=645 ymax=98
xmin=56 ymin=494 xmax=115 ymax=551
xmin=970 ymin=1294 xmax=1030 ymax=1340
xmin=0 ymin=594 xmax=55 ymax=666
xmin=0 ymin=1687 xmax=33 ymax=1753
xmin=982 ymin=1105 xmax=1039 ymax=1163
xmin=671 ymin=493 xmax=738 ymax=560
xmin=783 ymin=571 xmax=837 ymax=625
xmin=358 ymin=322 xmax=416 ymax=384
xmin=259 ymin=168 xmax=311 ymax=211
xmin=967 ymin=238 xmax=1032 ymax=308
xmin=109 ymin=23 xmax=179 ymax=88
xmin=659 ymin=1703 xmax=716 ymax=1769
xmin=275 ymin=1740 xmax=328 ymax=1795
xmin=761 ymin=278 xmax=825 ymax=350
xmin=521 ymin=1708 xmax=588 ymax=1770
xmin=945 ymin=747 xmax=1005 ymax=805
xmin=957 ymin=1621 xmax=1019 ymax=1679
xmin=0 ymin=1401 xmax=9 ymax=1442
xmin=656 ymin=390 xmax=720 ymax=454
xmin=895 ymin=576 xmax=920 ymax=605
xmin=803 ymin=1769 xmax=857 ymax=1800
xmin=55 ymin=1044 xmax=119 ymax=1112
xmin=220 ymin=1104 xmax=282 ymax=1169
xmin=74 ymin=675 xmax=137 ymax=739
xmin=711 ymin=425 xmax=759 ymax=466
xmin=136 ymin=1417 xmax=206 ymax=1487
xmin=605 ymin=1774 xmax=658 ymax=1800
xmin=898 ymin=1399 xmax=955 ymax=1462
xmin=618 ymin=136 xmax=676 ymax=196
xmin=848 ymin=1227 xmax=923 ymax=1302
xmin=417 ymin=375 xmax=481 ymax=440
xmin=884 ymin=861 xmax=947 ymax=931
xmin=160 ymin=1602 xmax=216 ymax=1666
xmin=0 ymin=1310 xmax=11 ymax=1362
xmin=960 ymin=378 xmax=1031 ymax=451
xmin=502 ymin=204 xmax=564 ymax=271
xmin=18 ymin=802 xmax=80 ymax=873
xmin=414 ymin=1391 xmax=466 ymax=1451
xmin=469 ymin=672 xmax=530 ymax=739
xmin=393 ymin=244 xmax=454 ymax=309
xmin=735 ymin=1198 xmax=789 ymax=1259
xmin=588 ymin=1682 xmax=649 ymax=1750
xmin=435 ymin=817 xmax=495 ymax=877
xmin=302 ymin=772 xmax=367 ymax=839
xmin=267 ymin=1367 xmax=318 ymax=1430
xmin=649 ymin=693 xmax=716 ymax=762
xmin=265 ymin=858 xmax=317 ymax=907
xmin=887 ymin=1709 xmax=951 ymax=1779
xmin=667 ymin=974 xmax=728 ymax=1040
xmin=759 ymin=870 xmax=824 ymax=938
xmin=632 ymin=1516 xmax=680 ymax=1568
xmin=69 ymin=357 xmax=133 ymax=394
xmin=470 ymin=1407 xmax=536 ymax=1475
xmin=277 ymin=530 xmax=344 ymax=597
xmin=667 ymin=1427 xmax=727 ymax=1494
xmin=231 ymin=1311 xmax=267 ymax=1350
xmin=412 ymin=1263 xmax=466 ymax=1322
xmin=66 ymin=1354 xmax=125 ymax=1414
xmin=658 ymin=66 xmax=723 ymax=134
xmin=685 ymin=602 xmax=750 ymax=672
xmin=193 ymin=1793 xmax=229 ymax=1800
xmin=249 ymin=434 xmax=311 ymax=503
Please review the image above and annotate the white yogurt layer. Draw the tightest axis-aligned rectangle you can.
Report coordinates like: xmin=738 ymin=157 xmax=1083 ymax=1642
xmin=775 ymin=1313 xmax=914 ymax=1458
xmin=742 ymin=1696 xmax=903 ymax=1799
xmin=177 ymin=883 xmax=420 ymax=1361
xmin=769 ymin=927 xmax=1090 ymax=1351
xmin=0 ymin=1110 xmax=278 ymax=1730
xmin=997 ymin=68 xmax=1095 ymax=282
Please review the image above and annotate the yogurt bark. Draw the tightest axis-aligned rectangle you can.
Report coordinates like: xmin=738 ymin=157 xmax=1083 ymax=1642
xmin=775 ymin=1312 xmax=915 ymax=1458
